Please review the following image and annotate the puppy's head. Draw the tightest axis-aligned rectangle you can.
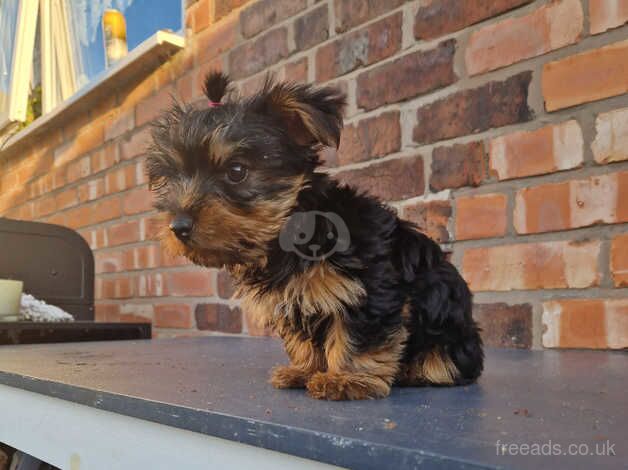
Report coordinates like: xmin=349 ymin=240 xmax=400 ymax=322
xmin=146 ymin=72 xmax=346 ymax=267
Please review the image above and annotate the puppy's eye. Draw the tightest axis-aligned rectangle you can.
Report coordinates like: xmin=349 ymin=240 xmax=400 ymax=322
xmin=226 ymin=163 xmax=248 ymax=183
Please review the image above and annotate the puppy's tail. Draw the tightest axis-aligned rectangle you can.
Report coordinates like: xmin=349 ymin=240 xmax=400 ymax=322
xmin=448 ymin=325 xmax=484 ymax=385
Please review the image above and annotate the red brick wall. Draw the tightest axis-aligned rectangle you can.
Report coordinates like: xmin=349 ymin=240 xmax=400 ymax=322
xmin=1 ymin=0 xmax=626 ymax=349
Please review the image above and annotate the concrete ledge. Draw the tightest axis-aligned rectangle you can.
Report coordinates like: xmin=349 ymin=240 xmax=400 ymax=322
xmin=0 ymin=337 xmax=625 ymax=469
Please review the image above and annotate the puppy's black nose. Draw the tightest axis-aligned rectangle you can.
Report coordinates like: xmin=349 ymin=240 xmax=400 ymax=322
xmin=170 ymin=214 xmax=193 ymax=242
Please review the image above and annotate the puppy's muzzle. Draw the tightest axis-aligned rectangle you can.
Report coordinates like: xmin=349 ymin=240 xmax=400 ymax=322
xmin=170 ymin=214 xmax=194 ymax=243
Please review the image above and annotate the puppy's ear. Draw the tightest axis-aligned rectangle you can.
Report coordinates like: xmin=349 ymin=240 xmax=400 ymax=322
xmin=252 ymin=78 xmax=346 ymax=148
xmin=203 ymin=71 xmax=231 ymax=103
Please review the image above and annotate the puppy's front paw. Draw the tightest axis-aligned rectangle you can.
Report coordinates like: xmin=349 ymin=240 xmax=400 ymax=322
xmin=306 ymin=372 xmax=390 ymax=400
xmin=270 ymin=365 xmax=310 ymax=389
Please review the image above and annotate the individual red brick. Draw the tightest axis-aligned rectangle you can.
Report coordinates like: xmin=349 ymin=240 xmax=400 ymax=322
xmin=61 ymin=110 xmax=92 ymax=143
xmin=334 ymin=0 xmax=404 ymax=33
xmin=90 ymin=197 xmax=122 ymax=226
xmin=473 ymin=303 xmax=532 ymax=348
xmin=51 ymin=168 xmax=67 ymax=190
xmin=430 ymin=142 xmax=485 ymax=191
xmin=95 ymin=250 xmax=125 ymax=274
xmin=337 ymin=112 xmax=400 ymax=166
xmin=414 ymin=0 xmax=533 ymax=40
xmin=240 ymin=0 xmax=307 ymax=38
xmin=31 ymin=196 xmax=56 ymax=218
xmin=136 ymin=85 xmax=174 ymax=126
xmin=55 ymin=189 xmax=78 ymax=211
xmin=619 ymin=171 xmax=628 ymax=222
xmin=336 ymin=155 xmax=424 ymax=201
xmin=542 ymin=40 xmax=628 ymax=111
xmin=4 ymin=203 xmax=33 ymax=221
xmin=190 ymin=0 xmax=211 ymax=33
xmin=610 ymin=233 xmax=628 ymax=287
xmin=465 ymin=0 xmax=583 ymax=76
xmin=104 ymin=109 xmax=134 ymax=141
xmin=82 ymin=227 xmax=107 ymax=250
xmin=100 ymin=276 xmax=135 ymax=299
xmin=228 ymin=28 xmax=289 ymax=80
xmin=414 ymin=72 xmax=533 ymax=144
xmin=118 ymin=245 xmax=160 ymax=272
xmin=402 ymin=199 xmax=451 ymax=243
xmin=195 ymin=15 xmax=238 ymax=64
xmin=45 ymin=212 xmax=67 ymax=227
xmin=78 ymin=178 xmax=105 ymax=203
xmin=64 ymin=205 xmax=91 ymax=229
xmin=283 ymin=57 xmax=308 ymax=83
xmin=154 ymin=304 xmax=194 ymax=329
xmin=214 ymin=0 xmax=250 ymax=21
xmin=66 ymin=156 xmax=91 ymax=184
xmin=217 ymin=269 xmax=236 ymax=298
xmin=543 ymin=298 xmax=627 ymax=349
xmin=54 ymin=124 xmax=104 ymax=167
xmin=462 ymin=240 xmax=601 ymax=291
xmin=456 ymin=193 xmax=507 ymax=240
xmin=119 ymin=127 xmax=151 ymax=162
xmin=91 ymin=144 xmax=119 ymax=173
xmin=95 ymin=303 xmax=120 ymax=322
xmin=107 ymin=219 xmax=141 ymax=247
xmin=294 ymin=5 xmax=329 ymax=51
xmin=195 ymin=303 xmax=242 ymax=333
xmin=356 ymin=40 xmax=456 ymax=111
xmin=591 ymin=107 xmax=628 ymax=164
xmin=122 ymin=187 xmax=153 ymax=215
xmin=65 ymin=198 xmax=120 ymax=229
xmin=514 ymin=172 xmax=627 ymax=234
xmin=118 ymin=75 xmax=156 ymax=111
xmin=514 ymin=181 xmax=569 ymax=234
xmin=105 ymin=165 xmax=137 ymax=194
xmin=136 ymin=272 xmax=165 ymax=297
xmin=489 ymin=120 xmax=584 ymax=180
xmin=316 ymin=13 xmax=402 ymax=82
xmin=590 ymin=0 xmax=628 ymax=34
xmin=165 ymin=270 xmax=214 ymax=296
xmin=175 ymin=71 xmax=197 ymax=104
xmin=239 ymin=71 xmax=270 ymax=97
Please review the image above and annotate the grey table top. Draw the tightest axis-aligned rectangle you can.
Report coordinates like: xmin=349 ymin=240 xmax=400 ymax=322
xmin=0 ymin=337 xmax=625 ymax=470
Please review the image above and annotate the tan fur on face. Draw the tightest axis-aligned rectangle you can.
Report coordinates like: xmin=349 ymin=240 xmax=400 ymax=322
xmin=160 ymin=176 xmax=305 ymax=267
xmin=206 ymin=124 xmax=243 ymax=164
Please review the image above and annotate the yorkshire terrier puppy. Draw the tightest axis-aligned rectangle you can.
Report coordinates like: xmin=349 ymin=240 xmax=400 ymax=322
xmin=147 ymin=72 xmax=483 ymax=400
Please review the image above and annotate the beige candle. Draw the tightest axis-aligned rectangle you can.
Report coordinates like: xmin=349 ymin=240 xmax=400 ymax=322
xmin=0 ymin=279 xmax=23 ymax=321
